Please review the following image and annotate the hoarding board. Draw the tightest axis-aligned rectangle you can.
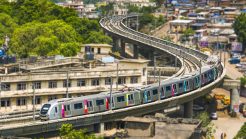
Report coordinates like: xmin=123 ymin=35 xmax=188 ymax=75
xmin=231 ymin=42 xmax=243 ymax=52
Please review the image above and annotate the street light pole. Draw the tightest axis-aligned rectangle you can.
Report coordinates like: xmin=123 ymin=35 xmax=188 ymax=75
xmin=116 ymin=61 xmax=119 ymax=91
xmin=199 ymin=59 xmax=202 ymax=89
xmin=66 ymin=70 xmax=69 ymax=98
xmin=158 ymin=69 xmax=161 ymax=101
xmin=154 ymin=56 xmax=156 ymax=83
xmin=110 ymin=76 xmax=113 ymax=110
xmin=32 ymin=83 xmax=36 ymax=121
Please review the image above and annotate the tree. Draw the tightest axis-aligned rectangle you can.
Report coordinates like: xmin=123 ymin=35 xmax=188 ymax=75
xmin=196 ymin=112 xmax=210 ymax=127
xmin=0 ymin=13 xmax=17 ymax=45
xmin=233 ymin=13 xmax=246 ymax=51
xmin=234 ymin=122 xmax=246 ymax=139
xmin=85 ymin=31 xmax=112 ymax=44
xmin=59 ymin=124 xmax=103 ymax=139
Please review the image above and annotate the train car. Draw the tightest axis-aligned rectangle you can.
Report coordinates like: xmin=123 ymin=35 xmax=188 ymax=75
xmin=113 ymin=90 xmax=141 ymax=109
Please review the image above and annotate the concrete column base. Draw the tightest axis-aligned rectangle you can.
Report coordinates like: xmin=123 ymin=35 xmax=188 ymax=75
xmin=133 ymin=44 xmax=139 ymax=59
xmin=184 ymin=101 xmax=193 ymax=118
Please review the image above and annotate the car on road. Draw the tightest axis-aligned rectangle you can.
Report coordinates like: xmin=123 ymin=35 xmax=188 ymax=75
xmin=210 ymin=112 xmax=218 ymax=120
xmin=193 ymin=105 xmax=205 ymax=111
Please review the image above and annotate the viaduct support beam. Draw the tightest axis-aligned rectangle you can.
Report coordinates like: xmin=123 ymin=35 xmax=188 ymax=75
xmin=148 ymin=50 xmax=154 ymax=66
xmin=184 ymin=100 xmax=193 ymax=118
xmin=121 ymin=40 xmax=126 ymax=57
xmin=133 ymin=44 xmax=139 ymax=59
xmin=113 ymin=37 xmax=121 ymax=52
xmin=100 ymin=122 xmax=105 ymax=133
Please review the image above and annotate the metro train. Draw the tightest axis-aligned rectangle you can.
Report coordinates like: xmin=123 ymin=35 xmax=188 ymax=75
xmin=40 ymin=64 xmax=221 ymax=120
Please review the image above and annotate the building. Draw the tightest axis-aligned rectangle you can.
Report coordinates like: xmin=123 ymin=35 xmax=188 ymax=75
xmin=0 ymin=44 xmax=149 ymax=113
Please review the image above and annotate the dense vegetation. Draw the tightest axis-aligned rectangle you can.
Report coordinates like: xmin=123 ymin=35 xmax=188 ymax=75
xmin=234 ymin=122 xmax=246 ymax=139
xmin=127 ymin=5 xmax=166 ymax=33
xmin=233 ymin=13 xmax=246 ymax=52
xmin=60 ymin=124 xmax=103 ymax=139
xmin=0 ymin=0 xmax=111 ymax=57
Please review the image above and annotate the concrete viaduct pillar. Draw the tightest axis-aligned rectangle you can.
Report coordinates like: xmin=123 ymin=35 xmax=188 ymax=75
xmin=148 ymin=50 xmax=154 ymax=66
xmin=184 ymin=101 xmax=193 ymax=118
xmin=100 ymin=122 xmax=105 ymax=133
xmin=133 ymin=44 xmax=139 ymax=59
xmin=121 ymin=40 xmax=126 ymax=57
xmin=113 ymin=37 xmax=121 ymax=52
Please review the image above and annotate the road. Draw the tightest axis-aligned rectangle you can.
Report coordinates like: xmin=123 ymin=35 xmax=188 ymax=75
xmin=213 ymin=116 xmax=246 ymax=139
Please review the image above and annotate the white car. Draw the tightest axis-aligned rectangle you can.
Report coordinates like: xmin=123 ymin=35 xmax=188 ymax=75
xmin=210 ymin=112 xmax=218 ymax=120
xmin=236 ymin=64 xmax=242 ymax=68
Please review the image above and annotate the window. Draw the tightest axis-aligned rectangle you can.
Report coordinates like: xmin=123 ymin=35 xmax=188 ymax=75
xmin=17 ymin=82 xmax=26 ymax=90
xmin=32 ymin=82 xmax=41 ymax=89
xmin=91 ymin=78 xmax=99 ymax=86
xmin=74 ymin=103 xmax=83 ymax=109
xmin=65 ymin=105 xmax=70 ymax=111
xmin=48 ymin=81 xmax=57 ymax=88
xmin=1 ymin=99 xmax=10 ymax=107
xmin=152 ymin=89 xmax=158 ymax=95
xmin=77 ymin=79 xmax=86 ymax=87
xmin=1 ymin=83 xmax=10 ymax=91
xmin=63 ymin=80 xmax=71 ymax=88
xmin=96 ymin=99 xmax=104 ymax=106
xmin=62 ymin=94 xmax=72 ymax=98
xmin=128 ymin=94 xmax=134 ymax=101
xmin=87 ymin=101 xmax=93 ymax=107
xmin=173 ymin=84 xmax=176 ymax=89
xmin=166 ymin=86 xmax=171 ymax=92
xmin=91 ymin=48 xmax=94 ymax=53
xmin=117 ymin=96 xmax=125 ymax=102
xmin=178 ymin=83 xmax=183 ymax=88
xmin=48 ymin=96 xmax=57 ymax=101
xmin=32 ymin=96 xmax=41 ymax=104
xmin=118 ymin=77 xmax=126 ymax=85
xmin=97 ymin=48 xmax=101 ymax=54
xmin=185 ymin=81 xmax=189 ymax=86
xmin=105 ymin=78 xmax=111 ymax=85
xmin=130 ymin=77 xmax=138 ymax=84
xmin=16 ymin=97 xmax=26 ymax=106
xmin=143 ymin=68 xmax=146 ymax=76
xmin=147 ymin=91 xmax=151 ymax=96
xmin=55 ymin=107 xmax=58 ymax=113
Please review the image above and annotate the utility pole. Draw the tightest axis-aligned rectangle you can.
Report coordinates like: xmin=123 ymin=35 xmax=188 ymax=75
xmin=158 ymin=69 xmax=161 ymax=101
xmin=110 ymin=76 xmax=113 ymax=110
xmin=116 ymin=61 xmax=119 ymax=91
xmin=0 ymin=76 xmax=1 ymax=111
xmin=136 ymin=15 xmax=139 ymax=31
xmin=154 ymin=56 xmax=156 ymax=83
xmin=32 ymin=83 xmax=36 ymax=121
xmin=199 ymin=59 xmax=202 ymax=89
xmin=66 ymin=70 xmax=69 ymax=98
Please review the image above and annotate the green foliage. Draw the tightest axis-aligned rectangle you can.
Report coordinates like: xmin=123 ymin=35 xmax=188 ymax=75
xmin=233 ymin=13 xmax=246 ymax=51
xmin=183 ymin=28 xmax=195 ymax=36
xmin=234 ymin=122 xmax=246 ymax=139
xmin=98 ymin=3 xmax=113 ymax=16
xmin=205 ymin=122 xmax=216 ymax=139
xmin=0 ymin=0 xmax=111 ymax=58
xmin=240 ymin=77 xmax=246 ymax=86
xmin=196 ymin=111 xmax=210 ymax=127
xmin=59 ymin=124 xmax=103 ymax=139
xmin=139 ymin=13 xmax=166 ymax=32
xmin=163 ymin=36 xmax=172 ymax=42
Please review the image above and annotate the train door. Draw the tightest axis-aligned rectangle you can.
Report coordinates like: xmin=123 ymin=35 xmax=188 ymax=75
xmin=95 ymin=98 xmax=105 ymax=112
xmin=87 ymin=100 xmax=94 ymax=113
xmin=178 ymin=82 xmax=184 ymax=94
xmin=64 ymin=104 xmax=72 ymax=117
xmin=143 ymin=90 xmax=151 ymax=103
xmin=107 ymin=97 xmax=115 ymax=110
xmin=53 ymin=106 xmax=59 ymax=119
xmin=61 ymin=104 xmax=65 ymax=118
xmin=160 ymin=87 xmax=165 ymax=99
xmin=171 ymin=84 xmax=177 ymax=96
xmin=127 ymin=93 xmax=135 ymax=106
xmin=152 ymin=89 xmax=158 ymax=101
xmin=165 ymin=85 xmax=171 ymax=97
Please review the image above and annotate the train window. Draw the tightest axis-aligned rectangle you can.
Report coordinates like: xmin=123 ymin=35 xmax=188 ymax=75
xmin=178 ymin=83 xmax=183 ymax=88
xmin=147 ymin=91 xmax=151 ymax=96
xmin=185 ymin=81 xmax=189 ymax=86
xmin=128 ymin=94 xmax=134 ymax=101
xmin=204 ymin=73 xmax=207 ymax=78
xmin=74 ymin=103 xmax=83 ymax=109
xmin=166 ymin=86 xmax=171 ymax=92
xmin=117 ymin=96 xmax=125 ymax=102
xmin=55 ymin=107 xmax=57 ymax=113
xmin=173 ymin=84 xmax=176 ymax=89
xmin=67 ymin=105 xmax=70 ymax=111
xmin=96 ymin=99 xmax=104 ymax=106
xmin=87 ymin=101 xmax=93 ymax=107
xmin=152 ymin=89 xmax=158 ymax=95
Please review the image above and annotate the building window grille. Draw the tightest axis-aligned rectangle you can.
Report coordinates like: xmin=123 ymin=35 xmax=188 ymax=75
xmin=17 ymin=82 xmax=26 ymax=90
xmin=0 ymin=98 xmax=10 ymax=107
xmin=91 ymin=78 xmax=99 ymax=86
xmin=48 ymin=96 xmax=57 ymax=101
xmin=48 ymin=81 xmax=57 ymax=88
xmin=63 ymin=80 xmax=71 ymax=88
xmin=105 ymin=77 xmax=111 ymax=85
xmin=118 ymin=77 xmax=126 ymax=85
xmin=62 ymin=94 xmax=72 ymax=98
xmin=32 ymin=96 xmax=41 ymax=105
xmin=130 ymin=77 xmax=138 ymax=84
xmin=1 ymin=83 xmax=10 ymax=91
xmin=16 ymin=97 xmax=26 ymax=106
xmin=32 ymin=82 xmax=41 ymax=89
xmin=77 ymin=79 xmax=86 ymax=87
xmin=97 ymin=48 xmax=101 ymax=54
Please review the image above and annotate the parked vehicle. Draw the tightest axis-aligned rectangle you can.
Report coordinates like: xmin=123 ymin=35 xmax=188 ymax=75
xmin=210 ymin=112 xmax=218 ymax=120
xmin=228 ymin=57 xmax=240 ymax=64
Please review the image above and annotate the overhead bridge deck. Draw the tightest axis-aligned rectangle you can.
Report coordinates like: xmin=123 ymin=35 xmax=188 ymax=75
xmin=0 ymin=15 xmax=226 ymax=137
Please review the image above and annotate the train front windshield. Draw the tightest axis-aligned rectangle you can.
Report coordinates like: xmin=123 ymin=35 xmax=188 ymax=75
xmin=40 ymin=104 xmax=51 ymax=115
